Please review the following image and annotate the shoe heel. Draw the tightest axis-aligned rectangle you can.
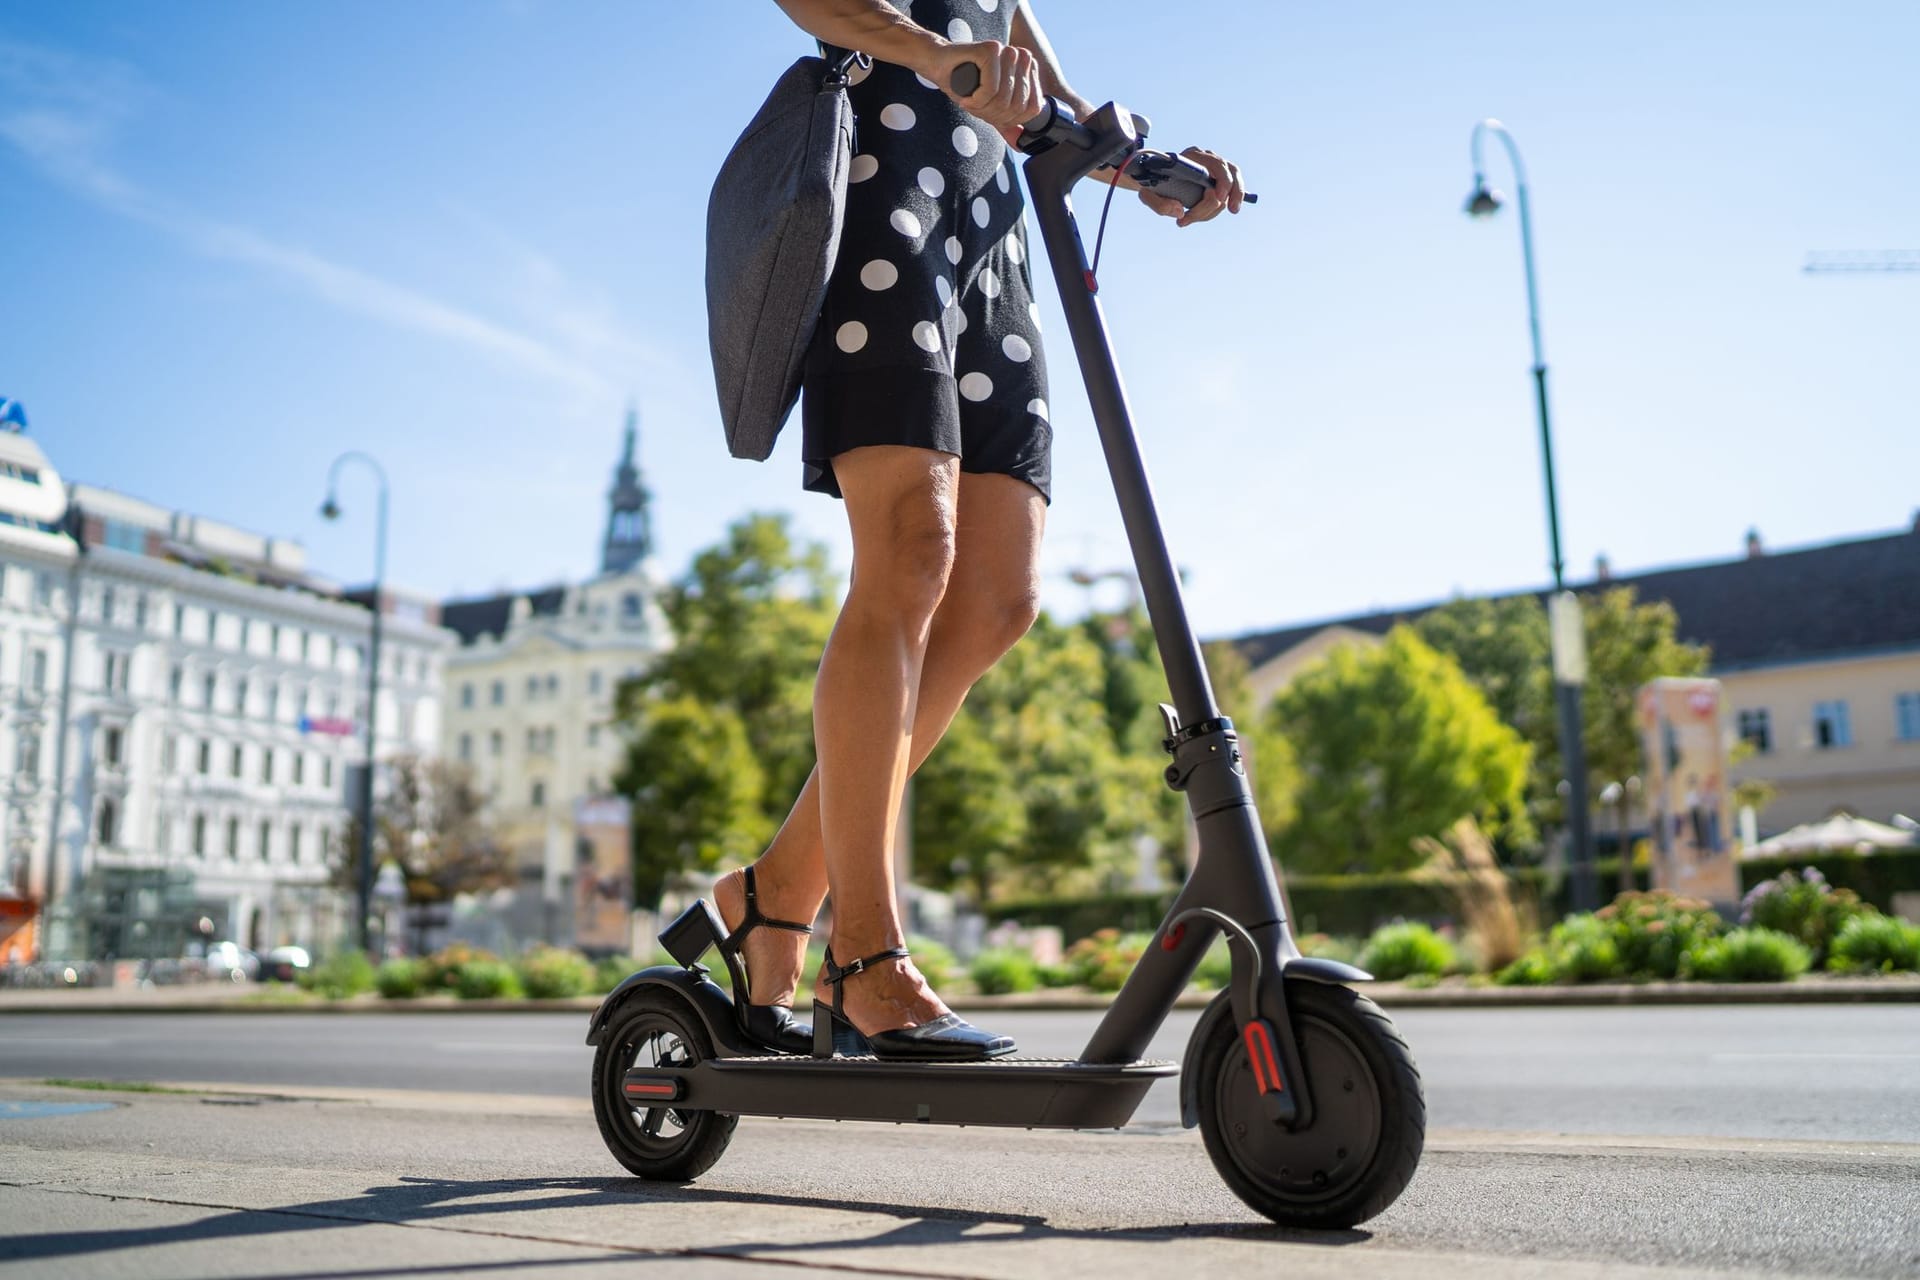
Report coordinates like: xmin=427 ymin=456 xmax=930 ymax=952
xmin=659 ymin=900 xmax=724 ymax=969
xmin=811 ymin=1003 xmax=873 ymax=1058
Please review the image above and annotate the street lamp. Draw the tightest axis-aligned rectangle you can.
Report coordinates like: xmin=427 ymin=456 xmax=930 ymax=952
xmin=1464 ymin=118 xmax=1598 ymax=913
xmin=320 ymin=451 xmax=388 ymax=954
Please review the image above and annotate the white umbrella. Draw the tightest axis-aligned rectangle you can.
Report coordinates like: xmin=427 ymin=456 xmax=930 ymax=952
xmin=1744 ymin=812 xmax=1919 ymax=858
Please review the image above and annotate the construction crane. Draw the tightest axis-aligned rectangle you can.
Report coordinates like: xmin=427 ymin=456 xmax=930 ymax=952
xmin=1803 ymin=250 xmax=1920 ymax=274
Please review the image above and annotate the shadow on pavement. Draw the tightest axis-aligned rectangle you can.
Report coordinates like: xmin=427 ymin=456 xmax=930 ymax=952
xmin=0 ymin=1173 xmax=1371 ymax=1269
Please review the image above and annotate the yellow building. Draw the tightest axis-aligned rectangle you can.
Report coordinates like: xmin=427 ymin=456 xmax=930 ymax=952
xmin=438 ymin=417 xmax=666 ymax=946
xmin=1230 ymin=517 xmax=1920 ymax=838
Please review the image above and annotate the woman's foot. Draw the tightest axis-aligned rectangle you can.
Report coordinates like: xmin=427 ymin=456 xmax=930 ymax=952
xmin=817 ymin=945 xmax=1016 ymax=1061
xmin=712 ymin=866 xmax=811 ymax=1009
xmin=819 ymin=950 xmax=950 ymax=1034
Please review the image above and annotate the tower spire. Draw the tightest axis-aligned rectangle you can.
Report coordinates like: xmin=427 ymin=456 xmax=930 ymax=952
xmin=600 ymin=404 xmax=652 ymax=575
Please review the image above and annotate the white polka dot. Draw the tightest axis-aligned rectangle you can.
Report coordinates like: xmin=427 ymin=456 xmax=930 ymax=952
xmin=935 ymin=275 xmax=953 ymax=308
xmin=1028 ymin=302 xmax=1042 ymax=329
xmin=978 ymin=0 xmax=999 ymax=10
xmin=951 ymin=308 xmax=968 ymax=336
xmin=890 ymin=208 xmax=923 ymax=239
xmin=880 ymin=103 xmax=917 ymax=131
xmin=952 ymin=126 xmax=979 ymax=157
xmin=971 ymin=196 xmax=991 ymax=229
xmin=911 ymin=320 xmax=942 ymax=352
xmin=944 ymin=237 xmax=963 ymax=265
xmin=1027 ymin=398 xmax=1048 ymax=421
xmin=1002 ymin=334 xmax=1032 ymax=362
xmin=859 ymin=259 xmax=898 ymax=291
xmin=849 ymin=154 xmax=878 ymax=183
xmin=915 ymin=72 xmax=939 ymax=90
xmin=836 ymin=322 xmax=868 ymax=353
xmin=917 ymin=166 xmax=946 ymax=198
xmin=996 ymin=166 xmax=1011 ymax=194
xmin=1006 ymin=233 xmax=1024 ymax=264
xmin=980 ymin=267 xmax=1002 ymax=298
xmin=948 ymin=18 xmax=972 ymax=42
xmin=959 ymin=372 xmax=994 ymax=402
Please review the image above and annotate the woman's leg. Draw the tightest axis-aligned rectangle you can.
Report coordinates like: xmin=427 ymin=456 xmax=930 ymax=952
xmin=733 ymin=470 xmax=1045 ymax=1023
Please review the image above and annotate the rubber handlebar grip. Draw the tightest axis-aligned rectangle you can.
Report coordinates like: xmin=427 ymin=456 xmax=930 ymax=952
xmin=950 ymin=63 xmax=981 ymax=97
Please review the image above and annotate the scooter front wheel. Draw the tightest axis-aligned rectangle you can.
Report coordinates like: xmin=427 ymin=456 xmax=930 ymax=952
xmin=591 ymin=988 xmax=737 ymax=1180
xmin=1194 ymin=981 xmax=1424 ymax=1228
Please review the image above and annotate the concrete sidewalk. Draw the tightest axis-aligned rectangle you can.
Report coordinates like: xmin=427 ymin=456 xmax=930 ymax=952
xmin=4 ymin=971 xmax=1917 ymax=1015
xmin=2 ymin=1078 xmax=1915 ymax=1278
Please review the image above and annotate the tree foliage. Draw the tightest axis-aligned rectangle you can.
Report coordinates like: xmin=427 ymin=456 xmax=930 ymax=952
xmin=1266 ymin=628 xmax=1533 ymax=874
xmin=615 ymin=697 xmax=770 ymax=911
xmin=334 ymin=754 xmax=511 ymax=904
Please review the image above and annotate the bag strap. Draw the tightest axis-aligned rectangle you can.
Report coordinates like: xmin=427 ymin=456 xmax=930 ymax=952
xmin=818 ymin=44 xmax=872 ymax=88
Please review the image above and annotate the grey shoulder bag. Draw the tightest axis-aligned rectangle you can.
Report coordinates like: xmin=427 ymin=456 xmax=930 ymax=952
xmin=705 ymin=49 xmax=867 ymax=462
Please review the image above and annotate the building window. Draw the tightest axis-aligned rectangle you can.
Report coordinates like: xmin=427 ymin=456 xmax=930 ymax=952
xmin=526 ymin=727 xmax=540 ymax=753
xmin=100 ymin=585 xmax=116 ymax=622
xmin=587 ymin=724 xmax=600 ymax=748
xmin=322 ymin=757 xmax=333 ymax=789
xmin=174 ymin=603 xmax=186 ymax=636
xmin=1736 ymin=708 xmax=1771 ymax=754
xmin=458 ymin=733 xmax=473 ymax=761
xmin=103 ymin=651 xmax=130 ymax=693
xmin=531 ymin=780 xmax=546 ymax=808
xmin=1897 ymin=692 xmax=1920 ymax=743
xmin=231 ymin=745 xmax=244 ymax=778
xmin=234 ymin=678 xmax=250 ymax=715
xmin=203 ymin=673 xmax=217 ymax=708
xmin=239 ymin=619 xmax=252 ymax=651
xmin=97 ymin=798 xmax=117 ymax=845
xmin=16 ymin=733 xmax=38 ymax=780
xmin=103 ymin=519 xmax=144 ymax=554
xmin=102 ymin=726 xmax=124 ymax=766
xmin=226 ymin=818 xmax=239 ymax=859
xmin=155 ymin=813 xmax=171 ymax=854
xmin=197 ymin=740 xmax=212 ymax=775
xmin=258 ymin=820 xmax=272 ymax=861
xmin=622 ymin=592 xmax=641 ymax=618
xmin=489 ymin=730 xmax=503 ymax=757
xmin=545 ymin=673 xmax=559 ymax=696
xmin=293 ymin=753 xmax=307 ymax=785
xmin=525 ymin=675 xmax=539 ymax=701
xmin=192 ymin=814 xmax=207 ymax=856
xmin=170 ymin=664 xmax=184 ymax=703
xmin=163 ymin=735 xmax=178 ymax=773
xmin=135 ymin=593 xmax=149 ymax=628
xmin=491 ymin=679 xmax=505 ymax=706
xmin=28 ymin=648 xmax=47 ymax=692
xmin=461 ymin=682 xmax=474 ymax=709
xmin=299 ymin=630 xmax=311 ymax=661
xmin=290 ymin=825 xmax=304 ymax=864
xmin=261 ymin=749 xmax=275 ymax=784
xmin=270 ymin=623 xmax=282 ymax=655
xmin=264 ymin=683 xmax=279 ymax=722
xmin=1813 ymin=700 xmax=1852 ymax=749
xmin=207 ymin=610 xmax=220 ymax=645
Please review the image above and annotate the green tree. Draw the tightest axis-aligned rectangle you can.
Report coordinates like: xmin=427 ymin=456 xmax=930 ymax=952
xmin=615 ymin=697 xmax=770 ymax=912
xmin=1266 ymin=628 xmax=1532 ymax=874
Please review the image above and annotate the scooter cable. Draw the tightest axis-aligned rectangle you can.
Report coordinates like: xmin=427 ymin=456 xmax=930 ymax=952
xmin=1087 ymin=166 xmax=1123 ymax=290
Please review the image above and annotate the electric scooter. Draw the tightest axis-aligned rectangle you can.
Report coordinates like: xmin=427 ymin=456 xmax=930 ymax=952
xmin=586 ymin=71 xmax=1426 ymax=1230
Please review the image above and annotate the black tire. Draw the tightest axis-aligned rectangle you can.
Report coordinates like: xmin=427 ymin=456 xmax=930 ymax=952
xmin=1194 ymin=982 xmax=1424 ymax=1229
xmin=591 ymin=988 xmax=738 ymax=1181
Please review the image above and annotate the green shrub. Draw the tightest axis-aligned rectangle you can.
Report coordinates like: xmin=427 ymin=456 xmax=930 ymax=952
xmin=515 ymin=946 xmax=595 ymax=999
xmin=1827 ymin=914 xmax=1920 ymax=973
xmin=1193 ymin=939 xmax=1234 ymax=990
xmin=969 ymin=947 xmax=1040 ymax=995
xmin=1544 ymin=914 xmax=1623 ymax=984
xmin=1739 ymin=868 xmax=1873 ymax=967
xmin=1357 ymin=922 xmax=1457 ymax=981
xmin=907 ymin=936 xmax=959 ymax=988
xmin=1064 ymin=929 xmax=1151 ymax=992
xmin=1037 ymin=961 xmax=1078 ymax=988
xmin=1596 ymin=891 xmax=1723 ymax=980
xmin=375 ymin=958 xmax=424 ymax=999
xmin=301 ymin=949 xmax=375 ymax=1000
xmin=1297 ymin=933 xmax=1364 ymax=967
xmin=418 ymin=943 xmax=499 ymax=996
xmin=453 ymin=959 xmax=524 ymax=1000
xmin=1686 ymin=927 xmax=1812 ymax=982
xmin=1494 ymin=949 xmax=1555 ymax=986
xmin=592 ymin=955 xmax=639 ymax=994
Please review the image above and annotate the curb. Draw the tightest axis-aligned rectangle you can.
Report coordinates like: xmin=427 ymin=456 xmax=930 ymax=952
xmin=3 ymin=976 xmax=1916 ymax=1015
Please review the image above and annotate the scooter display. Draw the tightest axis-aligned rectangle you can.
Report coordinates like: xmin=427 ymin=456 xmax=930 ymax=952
xmin=587 ymin=71 xmax=1426 ymax=1229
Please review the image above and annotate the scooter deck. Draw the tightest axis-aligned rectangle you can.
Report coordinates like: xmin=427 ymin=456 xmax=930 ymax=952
xmin=625 ymin=1055 xmax=1178 ymax=1130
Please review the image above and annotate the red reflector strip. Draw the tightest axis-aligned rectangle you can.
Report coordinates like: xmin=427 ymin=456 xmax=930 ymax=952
xmin=1243 ymin=1021 xmax=1284 ymax=1095
xmin=624 ymin=1082 xmax=677 ymax=1097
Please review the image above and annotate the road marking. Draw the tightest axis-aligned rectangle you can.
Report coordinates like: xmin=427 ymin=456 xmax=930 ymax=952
xmin=0 ymin=1100 xmax=116 ymax=1119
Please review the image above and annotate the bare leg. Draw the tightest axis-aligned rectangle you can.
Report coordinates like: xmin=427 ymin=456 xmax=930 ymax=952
xmin=725 ymin=470 xmax=1045 ymax=1025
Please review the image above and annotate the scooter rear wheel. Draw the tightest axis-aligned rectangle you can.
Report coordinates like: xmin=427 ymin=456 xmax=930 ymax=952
xmin=591 ymin=989 xmax=737 ymax=1180
xmin=1194 ymin=981 xmax=1424 ymax=1228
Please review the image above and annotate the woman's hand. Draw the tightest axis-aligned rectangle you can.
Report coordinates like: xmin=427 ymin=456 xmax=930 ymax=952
xmin=1138 ymin=147 xmax=1246 ymax=228
xmin=931 ymin=40 xmax=1045 ymax=135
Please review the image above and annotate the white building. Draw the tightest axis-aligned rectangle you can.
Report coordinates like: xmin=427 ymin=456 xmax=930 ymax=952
xmin=438 ymin=414 xmax=666 ymax=948
xmin=0 ymin=410 xmax=451 ymax=965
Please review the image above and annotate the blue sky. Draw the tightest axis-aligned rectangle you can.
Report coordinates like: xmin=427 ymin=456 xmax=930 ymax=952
xmin=3 ymin=1 xmax=1915 ymax=638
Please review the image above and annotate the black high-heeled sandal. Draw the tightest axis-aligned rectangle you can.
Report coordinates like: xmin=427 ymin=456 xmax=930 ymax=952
xmin=658 ymin=866 xmax=813 ymax=1055
xmin=813 ymin=945 xmax=1015 ymax=1061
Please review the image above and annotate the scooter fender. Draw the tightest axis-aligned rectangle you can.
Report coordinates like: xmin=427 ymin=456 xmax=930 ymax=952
xmin=583 ymin=964 xmax=760 ymax=1057
xmin=1176 ymin=956 xmax=1373 ymax=1129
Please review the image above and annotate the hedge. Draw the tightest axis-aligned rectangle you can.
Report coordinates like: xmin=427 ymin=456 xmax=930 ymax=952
xmin=990 ymin=849 xmax=1920 ymax=945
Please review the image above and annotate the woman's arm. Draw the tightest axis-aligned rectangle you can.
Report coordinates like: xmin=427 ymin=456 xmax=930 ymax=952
xmin=772 ymin=0 xmax=1043 ymax=131
xmin=1009 ymin=1 xmax=1245 ymax=225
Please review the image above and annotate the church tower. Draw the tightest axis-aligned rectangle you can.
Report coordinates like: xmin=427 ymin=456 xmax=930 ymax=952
xmin=600 ymin=407 xmax=653 ymax=575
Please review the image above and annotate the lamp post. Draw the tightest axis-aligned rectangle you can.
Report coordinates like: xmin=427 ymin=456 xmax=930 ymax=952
xmin=1464 ymin=118 xmax=1598 ymax=913
xmin=320 ymin=452 xmax=388 ymax=955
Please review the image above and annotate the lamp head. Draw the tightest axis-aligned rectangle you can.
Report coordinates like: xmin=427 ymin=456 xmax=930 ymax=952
xmin=320 ymin=494 xmax=342 ymax=521
xmin=1464 ymin=180 xmax=1503 ymax=218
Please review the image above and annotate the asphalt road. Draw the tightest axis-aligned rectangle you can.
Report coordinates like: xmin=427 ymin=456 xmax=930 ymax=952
xmin=2 ymin=1003 xmax=1916 ymax=1142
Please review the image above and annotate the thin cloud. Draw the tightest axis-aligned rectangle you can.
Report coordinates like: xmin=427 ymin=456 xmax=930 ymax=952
xmin=0 ymin=36 xmax=616 ymax=398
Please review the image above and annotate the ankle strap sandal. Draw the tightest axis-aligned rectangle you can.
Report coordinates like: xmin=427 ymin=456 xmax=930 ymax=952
xmin=813 ymin=945 xmax=1015 ymax=1062
xmin=657 ymin=866 xmax=813 ymax=1055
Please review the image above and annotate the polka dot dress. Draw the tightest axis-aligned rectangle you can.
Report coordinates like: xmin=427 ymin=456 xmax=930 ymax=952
xmin=800 ymin=0 xmax=1052 ymax=501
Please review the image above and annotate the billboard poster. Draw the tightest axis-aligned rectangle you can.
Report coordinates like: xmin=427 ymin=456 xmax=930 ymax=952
xmin=572 ymin=797 xmax=633 ymax=956
xmin=1636 ymin=677 xmax=1740 ymax=904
